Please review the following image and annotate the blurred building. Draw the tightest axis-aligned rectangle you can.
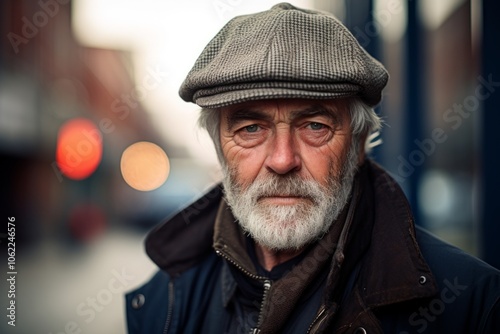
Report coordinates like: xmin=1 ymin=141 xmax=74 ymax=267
xmin=0 ymin=1 xmax=206 ymax=249
xmin=0 ymin=2 xmax=208 ymax=333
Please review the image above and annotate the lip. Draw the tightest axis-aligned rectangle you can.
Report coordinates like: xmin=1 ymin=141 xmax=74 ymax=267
xmin=258 ymin=196 xmax=310 ymax=205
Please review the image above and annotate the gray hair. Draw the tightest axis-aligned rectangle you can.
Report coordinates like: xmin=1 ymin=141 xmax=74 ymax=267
xmin=198 ymin=99 xmax=382 ymax=164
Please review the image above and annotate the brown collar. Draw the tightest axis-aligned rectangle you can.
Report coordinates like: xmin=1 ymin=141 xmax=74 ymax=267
xmin=357 ymin=161 xmax=438 ymax=307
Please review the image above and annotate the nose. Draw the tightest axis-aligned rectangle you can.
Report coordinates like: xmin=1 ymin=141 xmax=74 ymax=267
xmin=265 ymin=127 xmax=301 ymax=175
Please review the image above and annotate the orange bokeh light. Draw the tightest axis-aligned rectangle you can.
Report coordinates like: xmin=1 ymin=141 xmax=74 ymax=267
xmin=56 ymin=118 xmax=103 ymax=180
xmin=120 ymin=141 xmax=170 ymax=191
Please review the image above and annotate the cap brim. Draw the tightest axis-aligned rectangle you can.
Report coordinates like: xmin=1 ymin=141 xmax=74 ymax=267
xmin=194 ymin=87 xmax=360 ymax=109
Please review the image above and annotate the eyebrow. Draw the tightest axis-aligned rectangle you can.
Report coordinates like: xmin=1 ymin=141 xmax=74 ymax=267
xmin=225 ymin=108 xmax=273 ymax=130
xmin=289 ymin=105 xmax=341 ymax=123
xmin=224 ymin=103 xmax=342 ymax=130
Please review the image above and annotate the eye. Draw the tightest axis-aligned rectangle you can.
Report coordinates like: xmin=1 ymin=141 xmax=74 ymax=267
xmin=298 ymin=120 xmax=334 ymax=146
xmin=232 ymin=123 xmax=267 ymax=148
xmin=308 ymin=122 xmax=326 ymax=130
xmin=244 ymin=124 xmax=260 ymax=133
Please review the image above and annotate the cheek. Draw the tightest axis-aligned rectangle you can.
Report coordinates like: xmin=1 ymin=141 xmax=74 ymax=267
xmin=223 ymin=143 xmax=267 ymax=188
xmin=302 ymin=151 xmax=333 ymax=183
xmin=301 ymin=139 xmax=350 ymax=183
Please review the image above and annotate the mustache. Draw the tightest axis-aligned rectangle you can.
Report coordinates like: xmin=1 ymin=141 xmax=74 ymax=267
xmin=244 ymin=174 xmax=331 ymax=201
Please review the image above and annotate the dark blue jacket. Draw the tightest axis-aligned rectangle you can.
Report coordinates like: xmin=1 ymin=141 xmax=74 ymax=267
xmin=126 ymin=160 xmax=500 ymax=333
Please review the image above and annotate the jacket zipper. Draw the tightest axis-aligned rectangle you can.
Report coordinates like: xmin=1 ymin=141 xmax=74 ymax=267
xmin=306 ymin=306 xmax=327 ymax=334
xmin=162 ymin=280 xmax=175 ymax=334
xmin=215 ymin=248 xmax=271 ymax=334
xmin=215 ymin=249 xmax=267 ymax=280
xmin=251 ymin=279 xmax=272 ymax=334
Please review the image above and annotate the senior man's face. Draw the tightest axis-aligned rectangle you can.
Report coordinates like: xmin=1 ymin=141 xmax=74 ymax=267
xmin=220 ymin=99 xmax=359 ymax=250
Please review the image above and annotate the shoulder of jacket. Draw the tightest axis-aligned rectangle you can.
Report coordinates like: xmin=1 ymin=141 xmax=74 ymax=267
xmin=126 ymin=252 xmax=224 ymax=333
xmin=145 ymin=184 xmax=223 ymax=275
xmin=415 ymin=226 xmax=500 ymax=332
xmin=125 ymin=270 xmax=171 ymax=333
xmin=415 ymin=226 xmax=500 ymax=282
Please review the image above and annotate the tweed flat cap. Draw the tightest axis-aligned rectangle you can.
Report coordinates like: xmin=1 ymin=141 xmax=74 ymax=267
xmin=179 ymin=2 xmax=388 ymax=108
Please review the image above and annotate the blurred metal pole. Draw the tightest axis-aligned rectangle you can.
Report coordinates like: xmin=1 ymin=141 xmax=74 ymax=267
xmin=481 ymin=0 xmax=500 ymax=269
xmin=342 ymin=0 xmax=386 ymax=163
xmin=344 ymin=0 xmax=381 ymax=60
xmin=403 ymin=0 xmax=424 ymax=226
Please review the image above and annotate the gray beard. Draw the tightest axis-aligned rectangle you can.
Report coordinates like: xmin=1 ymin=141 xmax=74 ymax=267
xmin=222 ymin=144 xmax=359 ymax=251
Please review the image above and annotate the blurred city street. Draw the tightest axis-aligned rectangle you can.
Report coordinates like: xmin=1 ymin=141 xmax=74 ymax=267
xmin=0 ymin=229 xmax=156 ymax=334
xmin=1 ymin=0 xmax=499 ymax=333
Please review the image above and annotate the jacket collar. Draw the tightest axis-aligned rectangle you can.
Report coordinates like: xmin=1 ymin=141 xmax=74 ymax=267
xmin=145 ymin=185 xmax=223 ymax=277
xmin=357 ymin=160 xmax=438 ymax=308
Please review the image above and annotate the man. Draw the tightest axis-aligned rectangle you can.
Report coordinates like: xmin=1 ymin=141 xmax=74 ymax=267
xmin=126 ymin=3 xmax=500 ymax=333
